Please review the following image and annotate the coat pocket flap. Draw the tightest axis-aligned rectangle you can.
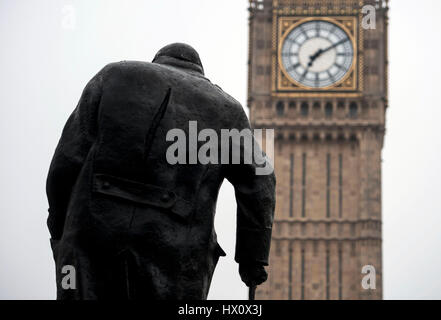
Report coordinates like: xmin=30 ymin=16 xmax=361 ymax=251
xmin=92 ymin=173 xmax=193 ymax=221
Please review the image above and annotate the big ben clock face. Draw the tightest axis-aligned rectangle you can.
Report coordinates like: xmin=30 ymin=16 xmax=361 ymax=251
xmin=280 ymin=20 xmax=354 ymax=88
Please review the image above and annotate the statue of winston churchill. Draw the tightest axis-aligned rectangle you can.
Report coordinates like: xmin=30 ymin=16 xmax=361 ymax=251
xmin=46 ymin=43 xmax=276 ymax=299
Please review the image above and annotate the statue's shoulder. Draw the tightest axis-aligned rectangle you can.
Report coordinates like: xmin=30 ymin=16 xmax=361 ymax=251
xmin=211 ymin=86 xmax=248 ymax=125
xmin=213 ymin=84 xmax=243 ymax=110
xmin=99 ymin=60 xmax=159 ymax=77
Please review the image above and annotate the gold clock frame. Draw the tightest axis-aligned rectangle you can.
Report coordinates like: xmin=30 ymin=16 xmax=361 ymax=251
xmin=272 ymin=15 xmax=363 ymax=98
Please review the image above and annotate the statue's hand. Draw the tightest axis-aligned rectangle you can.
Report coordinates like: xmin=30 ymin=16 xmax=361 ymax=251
xmin=239 ymin=263 xmax=268 ymax=287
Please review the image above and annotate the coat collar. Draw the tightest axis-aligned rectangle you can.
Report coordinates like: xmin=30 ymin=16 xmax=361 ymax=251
xmin=153 ymin=56 xmax=205 ymax=76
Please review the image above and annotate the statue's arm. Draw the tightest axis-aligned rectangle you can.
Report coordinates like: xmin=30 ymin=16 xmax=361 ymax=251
xmin=46 ymin=70 xmax=103 ymax=240
xmin=224 ymin=106 xmax=276 ymax=285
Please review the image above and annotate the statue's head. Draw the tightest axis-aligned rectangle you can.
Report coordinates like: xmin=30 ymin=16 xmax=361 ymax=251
xmin=152 ymin=43 xmax=204 ymax=75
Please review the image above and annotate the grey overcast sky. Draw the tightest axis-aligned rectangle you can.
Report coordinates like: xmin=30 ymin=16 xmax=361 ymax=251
xmin=0 ymin=0 xmax=440 ymax=299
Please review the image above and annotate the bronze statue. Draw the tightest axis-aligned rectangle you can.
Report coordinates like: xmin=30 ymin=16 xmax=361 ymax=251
xmin=46 ymin=43 xmax=276 ymax=299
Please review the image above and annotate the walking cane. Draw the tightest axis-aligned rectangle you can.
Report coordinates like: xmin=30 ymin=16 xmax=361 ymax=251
xmin=249 ymin=285 xmax=256 ymax=300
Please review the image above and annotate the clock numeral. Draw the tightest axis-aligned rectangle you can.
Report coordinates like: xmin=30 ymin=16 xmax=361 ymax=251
xmin=287 ymin=38 xmax=301 ymax=46
xmin=282 ymin=52 xmax=298 ymax=57
xmin=300 ymin=69 xmax=308 ymax=81
xmin=327 ymin=70 xmax=335 ymax=83
xmin=286 ymin=63 xmax=301 ymax=72
xmin=315 ymin=22 xmax=320 ymax=37
xmin=329 ymin=25 xmax=336 ymax=35
xmin=300 ymin=26 xmax=310 ymax=39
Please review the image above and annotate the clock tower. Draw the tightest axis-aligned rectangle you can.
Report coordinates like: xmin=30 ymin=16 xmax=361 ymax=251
xmin=247 ymin=0 xmax=388 ymax=299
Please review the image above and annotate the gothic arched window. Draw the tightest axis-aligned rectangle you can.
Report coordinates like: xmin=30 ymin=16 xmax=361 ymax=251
xmin=349 ymin=102 xmax=358 ymax=118
xmin=301 ymin=102 xmax=309 ymax=117
xmin=276 ymin=101 xmax=285 ymax=117
xmin=325 ymin=102 xmax=333 ymax=118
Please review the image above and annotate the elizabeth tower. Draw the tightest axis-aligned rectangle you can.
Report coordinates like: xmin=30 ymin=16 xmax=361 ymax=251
xmin=247 ymin=0 xmax=388 ymax=299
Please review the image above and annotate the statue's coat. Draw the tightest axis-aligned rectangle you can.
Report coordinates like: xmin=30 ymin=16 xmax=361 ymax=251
xmin=47 ymin=44 xmax=275 ymax=299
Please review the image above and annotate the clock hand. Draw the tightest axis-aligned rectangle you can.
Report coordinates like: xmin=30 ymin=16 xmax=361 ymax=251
xmin=307 ymin=38 xmax=350 ymax=67
xmin=321 ymin=38 xmax=350 ymax=55
xmin=308 ymin=49 xmax=323 ymax=67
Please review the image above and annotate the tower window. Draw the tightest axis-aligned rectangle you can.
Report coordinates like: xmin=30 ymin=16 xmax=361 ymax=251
xmin=276 ymin=101 xmax=285 ymax=117
xmin=301 ymin=152 xmax=307 ymax=218
xmin=289 ymin=154 xmax=294 ymax=217
xmin=326 ymin=153 xmax=331 ymax=218
xmin=289 ymin=101 xmax=296 ymax=109
xmin=266 ymin=66 xmax=271 ymax=75
xmin=301 ymin=248 xmax=305 ymax=300
xmin=326 ymin=249 xmax=330 ymax=300
xmin=312 ymin=102 xmax=320 ymax=118
xmin=338 ymin=153 xmax=343 ymax=218
xmin=349 ymin=102 xmax=358 ymax=118
xmin=301 ymin=102 xmax=309 ymax=117
xmin=338 ymin=246 xmax=343 ymax=300
xmin=288 ymin=242 xmax=293 ymax=300
xmin=325 ymin=102 xmax=333 ymax=118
